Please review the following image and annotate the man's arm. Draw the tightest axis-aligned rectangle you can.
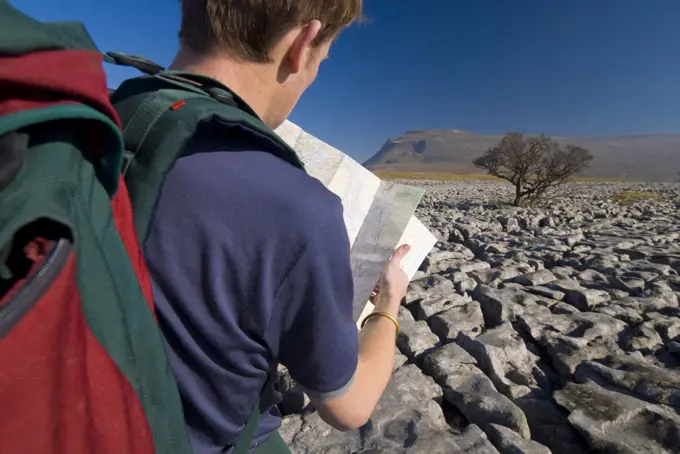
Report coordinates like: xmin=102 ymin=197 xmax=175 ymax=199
xmin=271 ymin=202 xmax=409 ymax=431
xmin=312 ymin=290 xmax=402 ymax=431
xmin=312 ymin=245 xmax=409 ymax=431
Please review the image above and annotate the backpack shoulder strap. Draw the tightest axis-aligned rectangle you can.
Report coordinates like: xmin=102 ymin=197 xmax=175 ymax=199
xmin=108 ymin=53 xmax=305 ymax=243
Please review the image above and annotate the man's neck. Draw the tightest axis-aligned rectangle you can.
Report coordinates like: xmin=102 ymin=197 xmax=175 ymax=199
xmin=169 ymin=47 xmax=276 ymax=126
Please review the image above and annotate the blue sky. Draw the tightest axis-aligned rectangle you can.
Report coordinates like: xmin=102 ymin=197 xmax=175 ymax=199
xmin=15 ymin=0 xmax=680 ymax=162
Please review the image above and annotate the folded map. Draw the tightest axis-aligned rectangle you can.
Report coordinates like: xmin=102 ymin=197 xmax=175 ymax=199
xmin=274 ymin=120 xmax=437 ymax=328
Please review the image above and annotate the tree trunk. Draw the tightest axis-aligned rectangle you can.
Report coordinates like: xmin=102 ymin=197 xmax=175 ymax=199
xmin=513 ymin=182 xmax=524 ymax=207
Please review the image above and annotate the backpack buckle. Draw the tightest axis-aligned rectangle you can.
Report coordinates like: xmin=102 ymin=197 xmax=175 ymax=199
xmin=202 ymin=87 xmax=238 ymax=108
xmin=104 ymin=52 xmax=165 ymax=75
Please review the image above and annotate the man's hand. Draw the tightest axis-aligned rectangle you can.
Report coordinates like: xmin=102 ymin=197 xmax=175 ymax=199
xmin=370 ymin=244 xmax=410 ymax=316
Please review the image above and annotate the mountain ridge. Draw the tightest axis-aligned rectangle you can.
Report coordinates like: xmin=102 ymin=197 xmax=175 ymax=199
xmin=363 ymin=130 xmax=680 ymax=181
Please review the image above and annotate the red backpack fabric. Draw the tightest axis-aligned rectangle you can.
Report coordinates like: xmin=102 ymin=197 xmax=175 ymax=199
xmin=0 ymin=3 xmax=192 ymax=453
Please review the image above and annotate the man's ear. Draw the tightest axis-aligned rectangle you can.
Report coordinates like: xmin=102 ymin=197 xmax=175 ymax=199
xmin=285 ymin=20 xmax=322 ymax=74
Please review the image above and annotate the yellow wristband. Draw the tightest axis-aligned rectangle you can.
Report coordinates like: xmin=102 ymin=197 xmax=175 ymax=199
xmin=360 ymin=311 xmax=400 ymax=339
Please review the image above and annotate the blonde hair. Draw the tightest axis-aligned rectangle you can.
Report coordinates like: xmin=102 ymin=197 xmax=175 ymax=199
xmin=178 ymin=0 xmax=364 ymax=62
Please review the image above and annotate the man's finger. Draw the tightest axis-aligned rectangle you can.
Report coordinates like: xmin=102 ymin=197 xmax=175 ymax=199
xmin=392 ymin=244 xmax=411 ymax=259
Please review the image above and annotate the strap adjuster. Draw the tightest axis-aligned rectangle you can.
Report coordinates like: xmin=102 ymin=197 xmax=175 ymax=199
xmin=104 ymin=52 xmax=165 ymax=75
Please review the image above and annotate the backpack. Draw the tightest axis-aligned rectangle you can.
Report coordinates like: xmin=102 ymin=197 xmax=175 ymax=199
xmin=0 ymin=2 xmax=302 ymax=453
xmin=0 ymin=3 xmax=192 ymax=454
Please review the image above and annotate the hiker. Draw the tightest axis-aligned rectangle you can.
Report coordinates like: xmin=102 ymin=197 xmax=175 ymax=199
xmin=109 ymin=0 xmax=411 ymax=453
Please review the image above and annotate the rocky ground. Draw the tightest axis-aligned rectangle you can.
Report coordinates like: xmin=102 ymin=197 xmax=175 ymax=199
xmin=277 ymin=181 xmax=680 ymax=454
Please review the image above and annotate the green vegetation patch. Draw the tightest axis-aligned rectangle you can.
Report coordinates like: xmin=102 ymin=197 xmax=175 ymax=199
xmin=570 ymin=176 xmax=635 ymax=183
xmin=610 ymin=191 xmax=666 ymax=205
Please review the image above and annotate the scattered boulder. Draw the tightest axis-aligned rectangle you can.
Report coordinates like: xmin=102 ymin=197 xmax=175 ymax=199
xmin=428 ymin=301 xmax=485 ymax=342
xmin=398 ymin=307 xmax=440 ymax=360
xmin=517 ymin=311 xmax=628 ymax=377
xmin=473 ymin=285 xmax=551 ymax=328
xmin=276 ymin=365 xmax=310 ymax=415
xmin=458 ymin=322 xmax=552 ymax=399
xmin=554 ymin=381 xmax=680 ymax=454
xmin=514 ymin=397 xmax=589 ymax=454
xmin=485 ymin=424 xmax=552 ymax=454
xmin=512 ymin=269 xmax=558 ymax=287
xmin=413 ymin=293 xmax=470 ymax=320
xmin=443 ymin=367 xmax=531 ymax=440
xmin=620 ymin=324 xmax=664 ymax=352
xmin=422 ymin=343 xmax=531 ymax=439
xmin=574 ymin=353 xmax=680 ymax=409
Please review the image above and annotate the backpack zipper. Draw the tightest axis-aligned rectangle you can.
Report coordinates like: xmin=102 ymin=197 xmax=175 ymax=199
xmin=0 ymin=238 xmax=71 ymax=339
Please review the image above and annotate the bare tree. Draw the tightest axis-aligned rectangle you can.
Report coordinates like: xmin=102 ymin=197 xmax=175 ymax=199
xmin=474 ymin=132 xmax=593 ymax=207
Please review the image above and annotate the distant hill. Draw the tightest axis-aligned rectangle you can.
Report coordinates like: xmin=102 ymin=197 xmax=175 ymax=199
xmin=363 ymin=130 xmax=680 ymax=181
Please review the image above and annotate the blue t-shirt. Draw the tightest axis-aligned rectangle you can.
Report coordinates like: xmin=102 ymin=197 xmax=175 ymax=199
xmin=143 ymin=140 xmax=359 ymax=453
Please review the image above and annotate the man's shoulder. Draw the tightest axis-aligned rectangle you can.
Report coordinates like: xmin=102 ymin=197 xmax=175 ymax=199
xmin=168 ymin=148 xmax=344 ymax=238
xmin=239 ymin=150 xmax=342 ymax=220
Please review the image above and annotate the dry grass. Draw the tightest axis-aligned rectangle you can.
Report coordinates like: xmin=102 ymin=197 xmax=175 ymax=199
xmin=571 ymin=176 xmax=633 ymax=183
xmin=372 ymin=170 xmax=635 ymax=183
xmin=610 ymin=191 xmax=666 ymax=205
xmin=371 ymin=171 xmax=501 ymax=181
